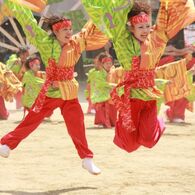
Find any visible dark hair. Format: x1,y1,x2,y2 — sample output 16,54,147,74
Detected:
128,2,151,20
95,52,106,60
25,54,40,70
42,15,71,32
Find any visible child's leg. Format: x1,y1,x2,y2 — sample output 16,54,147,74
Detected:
113,99,144,152
138,100,165,148
104,101,112,128
94,102,105,126
166,98,188,122
171,98,188,120
61,98,93,159
0,97,59,149
107,102,117,127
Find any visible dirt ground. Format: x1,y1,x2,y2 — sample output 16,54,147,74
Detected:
0,82,195,195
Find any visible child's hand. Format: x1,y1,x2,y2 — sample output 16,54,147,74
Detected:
51,81,59,89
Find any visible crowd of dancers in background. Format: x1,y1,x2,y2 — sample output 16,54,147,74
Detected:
85,42,195,128
1,42,195,126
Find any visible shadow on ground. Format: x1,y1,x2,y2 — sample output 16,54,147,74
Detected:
0,186,97,195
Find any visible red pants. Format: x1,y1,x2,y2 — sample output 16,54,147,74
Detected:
0,96,9,120
94,101,117,128
23,107,53,119
166,98,189,122
0,97,93,159
114,99,165,153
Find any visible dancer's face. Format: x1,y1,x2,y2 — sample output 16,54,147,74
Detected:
54,27,73,45
103,61,113,72
130,22,151,42
94,57,102,70
30,60,41,72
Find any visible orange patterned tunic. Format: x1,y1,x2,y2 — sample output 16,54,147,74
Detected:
0,62,22,102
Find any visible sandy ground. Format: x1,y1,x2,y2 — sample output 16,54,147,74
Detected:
0,82,195,195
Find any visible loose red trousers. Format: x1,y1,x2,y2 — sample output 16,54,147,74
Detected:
1,97,93,159
94,101,117,128
114,99,165,153
166,98,189,121
0,96,9,120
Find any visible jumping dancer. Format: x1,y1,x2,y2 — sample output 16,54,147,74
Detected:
82,0,195,152
0,0,108,175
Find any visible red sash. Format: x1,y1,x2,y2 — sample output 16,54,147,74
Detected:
31,58,74,113
111,56,155,132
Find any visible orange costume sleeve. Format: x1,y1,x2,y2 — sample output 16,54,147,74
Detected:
72,19,109,52
156,0,195,40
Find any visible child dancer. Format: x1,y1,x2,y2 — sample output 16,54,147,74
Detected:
22,55,46,114
82,0,195,152
90,53,117,128
0,0,108,175
22,55,54,121
6,47,29,109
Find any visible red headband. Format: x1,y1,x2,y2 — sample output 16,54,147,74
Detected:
52,19,72,31
29,59,40,68
101,57,113,63
129,12,150,26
